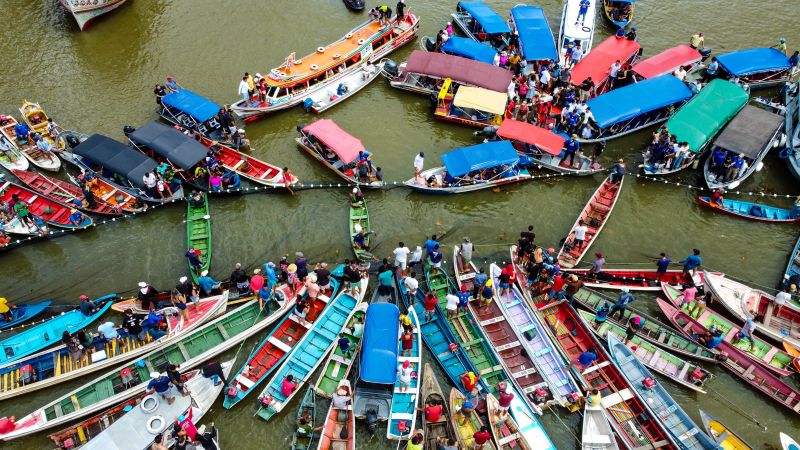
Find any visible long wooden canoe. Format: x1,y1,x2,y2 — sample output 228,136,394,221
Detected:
349,195,371,262
0,126,29,171
485,393,532,450
316,380,355,450
291,387,317,450
0,300,51,330
186,192,211,283
11,169,122,216
198,136,295,189
581,401,619,450
420,363,456,450
563,268,705,291
449,388,496,450
0,115,61,171
698,409,754,450
387,307,422,440
0,179,93,229
67,171,145,214
314,302,368,398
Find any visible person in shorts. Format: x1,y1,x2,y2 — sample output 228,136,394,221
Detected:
146,372,175,405
456,284,470,314
732,318,757,352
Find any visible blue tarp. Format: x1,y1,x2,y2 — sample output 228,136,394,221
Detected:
359,303,400,384
161,89,221,123
511,6,558,62
586,75,692,129
458,1,511,35
716,48,791,76
441,36,497,65
442,141,519,177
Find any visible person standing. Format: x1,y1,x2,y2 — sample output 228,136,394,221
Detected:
395,0,405,19
403,272,419,304
774,286,792,317
610,159,626,183
589,253,605,280
237,76,250,104
564,275,583,306
610,287,634,320
472,268,488,300
202,361,229,387
570,219,588,250
393,242,411,274
623,316,644,344
413,152,424,180
146,371,176,405
773,37,788,55
423,290,438,322
576,0,590,24
560,135,580,167
703,57,719,82
679,249,702,275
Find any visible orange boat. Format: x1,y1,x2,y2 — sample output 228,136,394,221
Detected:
198,136,297,189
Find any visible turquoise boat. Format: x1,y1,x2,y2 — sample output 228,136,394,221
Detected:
0,295,115,365
698,196,800,223
387,307,422,440
0,300,52,331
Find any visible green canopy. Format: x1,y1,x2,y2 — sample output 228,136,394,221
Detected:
665,79,749,153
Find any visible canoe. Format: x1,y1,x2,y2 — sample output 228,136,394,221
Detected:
485,393,532,450
110,291,173,314
581,402,619,450
198,136,294,189
186,192,211,284
0,115,62,172
0,300,51,330
656,298,800,415
343,0,364,10
58,0,128,31
563,267,705,291
350,196,372,263
0,293,227,401
449,388,496,450
662,283,796,377
420,362,457,450
291,387,317,450
698,196,800,223
11,169,122,216
536,300,674,449
606,333,719,450
699,409,754,450
387,307,421,440
784,341,800,372
306,61,385,114
557,175,623,269
0,179,93,229
313,302,368,398
0,298,291,441
578,308,713,393
785,82,800,181
371,275,398,305
602,0,635,28
782,433,800,450
557,0,597,65
0,126,29,171
316,380,355,450
785,234,800,290
65,171,145,214
0,294,115,366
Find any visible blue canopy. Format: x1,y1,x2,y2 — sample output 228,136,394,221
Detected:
442,141,519,177
441,37,497,65
587,75,692,129
716,48,791,76
511,6,558,62
359,303,399,384
458,1,511,35
161,89,222,123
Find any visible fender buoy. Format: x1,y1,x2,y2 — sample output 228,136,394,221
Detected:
276,71,287,78
582,26,591,32
779,147,794,159
333,53,341,59
294,59,303,65
140,394,159,413
317,47,325,53
146,415,167,434
310,64,319,71
357,39,365,45
346,33,353,39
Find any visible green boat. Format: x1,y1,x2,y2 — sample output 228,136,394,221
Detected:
187,192,211,283
313,302,369,397
349,195,372,263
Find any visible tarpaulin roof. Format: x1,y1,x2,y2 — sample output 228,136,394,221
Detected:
664,79,749,152
716,48,791,76
359,303,399,384
302,119,365,165
496,119,565,155
714,105,784,159
404,50,513,92
441,36,497,65
442,141,519,177
72,134,158,189
633,45,702,79
571,36,641,85
457,1,511,35
128,121,208,170
452,86,508,115
510,5,558,62
161,89,222,123
587,75,692,129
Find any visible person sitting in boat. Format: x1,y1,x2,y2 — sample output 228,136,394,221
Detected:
696,327,724,350
68,208,85,227
62,330,84,362
349,187,364,207
198,270,222,297
0,297,16,323
332,385,352,409
32,133,55,157
368,7,380,22
594,302,611,324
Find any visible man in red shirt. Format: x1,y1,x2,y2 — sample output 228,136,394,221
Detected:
549,273,566,301
423,290,438,322
473,426,492,449
496,381,514,418
418,399,443,422
461,371,480,394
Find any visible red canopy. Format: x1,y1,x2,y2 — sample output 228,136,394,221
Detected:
633,45,702,79
496,119,565,155
571,37,641,85
302,119,365,164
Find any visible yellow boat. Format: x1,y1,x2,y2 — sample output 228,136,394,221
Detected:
19,100,66,151
449,388,497,450
699,409,753,450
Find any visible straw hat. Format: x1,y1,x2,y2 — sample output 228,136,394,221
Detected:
287,264,297,274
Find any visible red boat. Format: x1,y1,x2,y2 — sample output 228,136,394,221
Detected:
557,175,623,269
657,299,800,415
562,268,708,291
11,169,122,217
197,136,296,189
537,300,674,449
0,179,93,229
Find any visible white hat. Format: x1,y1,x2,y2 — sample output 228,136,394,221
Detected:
238,128,245,134
352,187,358,193
179,276,188,283
201,270,209,277
254,268,261,274
138,282,147,288
621,287,630,293
354,224,362,233
150,372,160,379
308,273,318,283
255,73,263,79
196,424,207,435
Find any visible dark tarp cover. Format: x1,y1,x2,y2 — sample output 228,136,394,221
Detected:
72,134,158,189
359,303,400,384
713,105,784,159
441,141,519,177
404,50,513,92
161,89,221,123
128,121,207,170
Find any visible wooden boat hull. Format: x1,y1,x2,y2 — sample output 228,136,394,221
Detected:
291,388,317,450
699,409,754,450
564,268,704,291
420,363,457,450
12,169,122,216
0,180,93,229
309,62,385,113
186,193,211,284
198,136,291,188
0,129,30,171
449,388,495,450
350,198,371,262
316,393,356,450
0,116,62,172
295,136,383,188
698,196,800,222
0,300,51,330
387,307,421,440
581,403,619,450
405,166,531,194
59,0,128,30
602,0,634,28
314,302,367,397
485,393,532,450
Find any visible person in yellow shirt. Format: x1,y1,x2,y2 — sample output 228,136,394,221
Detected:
0,297,15,322
689,32,704,49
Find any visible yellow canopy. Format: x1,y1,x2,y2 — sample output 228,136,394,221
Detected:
452,86,508,115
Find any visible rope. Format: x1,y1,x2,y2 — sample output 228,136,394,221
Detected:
547,407,582,442
630,172,800,198
705,383,767,431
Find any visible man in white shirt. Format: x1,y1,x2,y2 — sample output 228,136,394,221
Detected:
393,242,411,272
142,170,158,198
404,273,419,304
539,67,551,90
413,152,424,179
572,219,588,250
445,292,459,318
493,53,501,67
775,286,791,316
238,76,250,103
673,67,687,81
608,60,622,87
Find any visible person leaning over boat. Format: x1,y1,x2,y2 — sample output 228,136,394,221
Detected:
229,263,250,293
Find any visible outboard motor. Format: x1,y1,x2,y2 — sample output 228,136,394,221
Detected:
365,408,378,435
382,59,399,78
473,125,499,140
123,125,136,137
423,36,436,52
65,133,81,149
302,98,314,112
698,47,712,61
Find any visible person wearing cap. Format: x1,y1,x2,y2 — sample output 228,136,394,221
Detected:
397,359,414,392
352,228,374,252
67,208,85,227
229,263,250,293
197,270,222,297
625,26,637,41
146,371,176,405
610,287,635,320
349,187,365,207
564,274,583,306
478,279,494,307
624,315,645,344
136,281,160,311
79,295,97,316
166,363,190,396
457,394,476,423
164,75,181,92
332,384,352,409
773,37,788,55
679,249,702,276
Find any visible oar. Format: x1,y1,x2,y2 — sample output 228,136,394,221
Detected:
705,384,767,431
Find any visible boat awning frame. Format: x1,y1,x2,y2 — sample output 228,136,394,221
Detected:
496,119,565,155
301,119,365,165
441,141,520,177
587,75,693,129
441,36,497,65
713,105,784,159
452,86,508,115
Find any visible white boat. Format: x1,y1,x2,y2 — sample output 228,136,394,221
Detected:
781,432,800,450
558,0,596,65
0,130,29,171
0,117,61,172
59,0,128,30
306,62,385,114
581,402,620,450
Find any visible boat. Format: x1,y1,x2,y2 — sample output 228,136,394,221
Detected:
602,0,635,28
715,48,792,88
581,401,619,450
451,1,510,49
449,388,496,450
0,116,61,172
556,175,624,269
19,101,66,151
231,13,419,121
305,61,386,113
352,302,399,420
404,141,531,194
656,299,800,415
496,119,603,175
371,272,397,305
291,387,317,450
316,380,356,450
557,0,597,65
633,45,705,80
0,178,93,230
434,83,506,128
157,88,234,146
350,193,372,263
431,35,498,65
782,433,800,450
186,192,211,283
485,393,532,450
384,50,514,97
607,333,719,449
59,0,128,30
313,302,368,397
580,75,693,143
579,308,712,393
784,341,800,372
785,235,800,290
0,293,227,401
510,5,558,65
11,169,123,217
570,36,641,97
698,196,799,222
0,300,51,330
387,307,421,440
563,267,704,291
296,119,384,188
0,124,29,171
699,409,754,450
783,82,800,181
703,103,785,190
343,0,364,10
0,298,292,441
197,136,294,189
419,362,457,450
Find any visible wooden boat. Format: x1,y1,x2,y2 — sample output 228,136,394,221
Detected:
0,125,29,171
1,114,62,172
699,409,754,450
65,171,145,214
186,192,211,284
485,393,532,450
633,45,705,80
785,234,800,291
316,380,355,450
558,0,597,65
352,302,399,420
198,136,295,189
306,61,385,113
434,83,506,129
350,194,372,263
564,267,703,291
291,387,317,450
784,82,800,181
11,169,123,217
343,0,365,10
387,307,421,440
699,196,799,222
570,36,640,97
602,0,635,28
157,88,236,147
372,273,398,305
0,299,291,441
451,1,510,49
449,388,496,450
0,300,51,330
578,308,713,393
426,35,498,65
110,291,174,314
557,175,623,269
0,179,93,230
0,293,227,401
607,333,719,450
784,341,800,372
0,294,115,366
715,48,793,89
781,433,800,450
314,302,368,397
59,0,128,30
581,401,619,450
419,362,457,450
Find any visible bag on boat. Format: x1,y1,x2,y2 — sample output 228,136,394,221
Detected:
339,423,349,439
749,205,764,217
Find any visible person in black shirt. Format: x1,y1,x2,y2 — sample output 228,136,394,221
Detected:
202,362,228,387
315,262,331,292
229,263,250,292
625,27,637,41
122,309,144,341
521,225,535,244
154,84,167,106
396,0,405,19
167,363,189,396
137,282,158,311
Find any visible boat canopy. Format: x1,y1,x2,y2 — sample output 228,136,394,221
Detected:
72,134,158,189
404,51,513,92
510,5,558,62
633,45,702,79
359,303,400,384
714,105,784,158
457,1,511,35
128,121,208,170
161,89,221,123
716,48,791,76
452,86,508,115
302,119,365,165
441,36,497,65
571,37,640,85
664,79,749,152
442,141,519,177
496,119,565,155
587,75,692,128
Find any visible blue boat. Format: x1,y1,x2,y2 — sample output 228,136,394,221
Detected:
583,75,693,142
698,196,800,223
387,307,422,440
439,36,497,65
451,1,511,49
0,300,51,331
715,48,792,88
607,333,720,450
782,82,800,181
0,295,115,365
785,235,800,284
158,88,232,145
510,5,558,62
603,0,635,28
353,302,399,420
